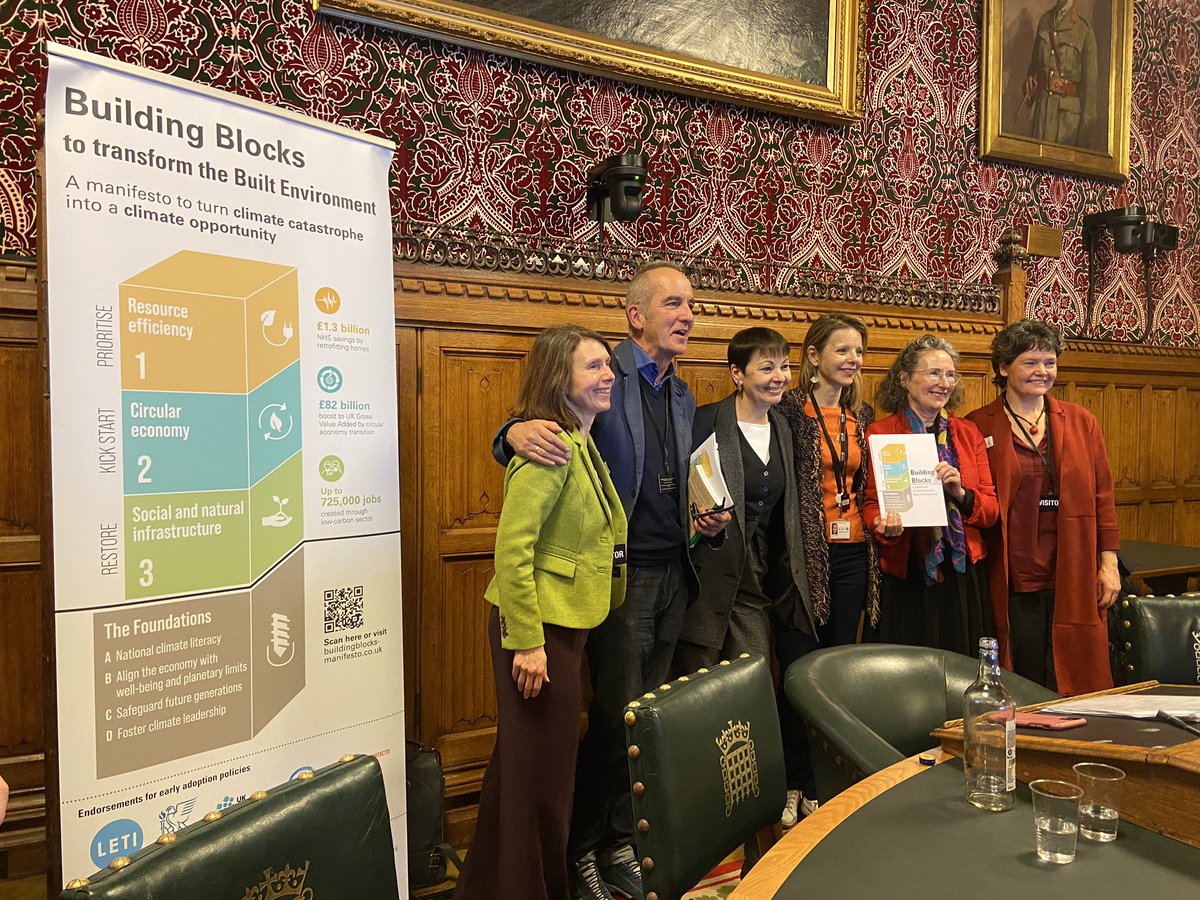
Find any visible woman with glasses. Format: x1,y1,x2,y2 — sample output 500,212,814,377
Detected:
966,320,1119,694
862,335,999,654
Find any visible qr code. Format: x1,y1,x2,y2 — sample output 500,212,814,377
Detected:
323,585,365,633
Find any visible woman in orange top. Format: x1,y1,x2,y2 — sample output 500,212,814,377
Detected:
774,313,879,823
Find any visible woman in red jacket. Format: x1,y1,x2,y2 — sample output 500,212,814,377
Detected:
966,320,1119,695
863,335,1000,654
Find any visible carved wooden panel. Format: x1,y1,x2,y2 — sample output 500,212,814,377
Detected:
1178,390,1200,488
1148,389,1177,488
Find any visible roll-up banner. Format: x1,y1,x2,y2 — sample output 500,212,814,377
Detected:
44,43,405,884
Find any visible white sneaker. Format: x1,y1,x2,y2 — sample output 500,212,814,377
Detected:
800,794,819,817
781,789,801,828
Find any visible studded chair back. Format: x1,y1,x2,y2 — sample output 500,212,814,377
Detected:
785,644,1058,803
57,755,399,899
624,653,785,900
1112,593,1200,686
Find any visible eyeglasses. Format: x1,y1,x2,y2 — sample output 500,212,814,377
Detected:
911,369,960,384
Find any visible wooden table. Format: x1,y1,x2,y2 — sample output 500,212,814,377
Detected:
933,681,1200,848
733,751,1200,898
1119,539,1200,594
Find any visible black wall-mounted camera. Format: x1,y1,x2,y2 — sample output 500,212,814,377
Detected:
1081,205,1182,343
586,152,649,223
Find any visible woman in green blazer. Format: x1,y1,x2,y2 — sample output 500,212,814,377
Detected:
455,325,628,900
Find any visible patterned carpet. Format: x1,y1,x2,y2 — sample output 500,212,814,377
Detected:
682,857,743,899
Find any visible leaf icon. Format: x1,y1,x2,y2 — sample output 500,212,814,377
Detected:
270,412,283,432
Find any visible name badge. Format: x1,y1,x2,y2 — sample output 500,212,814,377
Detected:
984,435,994,449
658,472,677,494
829,520,851,541
612,543,627,577
1039,497,1059,510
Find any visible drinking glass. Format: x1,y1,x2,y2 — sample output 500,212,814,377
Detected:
1073,762,1125,842
1030,779,1084,864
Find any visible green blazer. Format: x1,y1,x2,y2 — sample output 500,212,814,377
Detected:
485,429,628,650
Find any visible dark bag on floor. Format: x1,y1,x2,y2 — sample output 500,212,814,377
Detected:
406,740,463,889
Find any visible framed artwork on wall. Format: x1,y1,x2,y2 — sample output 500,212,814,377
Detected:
980,0,1132,180
319,0,863,123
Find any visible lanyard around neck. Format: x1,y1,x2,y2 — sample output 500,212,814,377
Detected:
1004,396,1056,494
810,390,849,504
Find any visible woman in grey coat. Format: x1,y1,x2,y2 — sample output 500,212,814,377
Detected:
675,327,816,672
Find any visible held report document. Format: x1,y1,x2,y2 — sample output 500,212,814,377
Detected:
867,432,948,527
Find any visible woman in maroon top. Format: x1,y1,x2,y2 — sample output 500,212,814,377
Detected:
966,321,1120,694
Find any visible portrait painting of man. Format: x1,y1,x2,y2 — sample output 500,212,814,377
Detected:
472,0,832,85
322,0,864,122
982,0,1130,179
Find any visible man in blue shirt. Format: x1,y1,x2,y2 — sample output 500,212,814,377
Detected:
494,260,729,899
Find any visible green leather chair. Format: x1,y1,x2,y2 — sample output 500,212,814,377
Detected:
784,644,1058,804
624,654,785,900
58,754,400,899
1112,592,1200,685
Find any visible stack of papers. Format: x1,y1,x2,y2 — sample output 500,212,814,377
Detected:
1049,694,1200,721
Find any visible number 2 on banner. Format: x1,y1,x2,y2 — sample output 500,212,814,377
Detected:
138,559,154,587
137,455,152,483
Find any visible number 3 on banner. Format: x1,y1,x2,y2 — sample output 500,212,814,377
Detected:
139,559,154,587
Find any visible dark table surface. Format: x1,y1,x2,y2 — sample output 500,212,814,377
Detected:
771,760,1200,898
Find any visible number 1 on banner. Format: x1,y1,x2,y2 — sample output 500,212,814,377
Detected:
134,351,146,379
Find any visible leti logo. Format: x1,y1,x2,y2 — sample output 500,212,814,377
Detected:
90,818,143,868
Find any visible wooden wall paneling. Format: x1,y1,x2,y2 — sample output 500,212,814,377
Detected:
1145,501,1177,544
1178,389,1200,488
0,259,47,880
1148,388,1178,489
1180,500,1200,548
395,328,420,742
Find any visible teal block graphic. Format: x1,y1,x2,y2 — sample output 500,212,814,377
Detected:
123,391,249,494
248,362,303,485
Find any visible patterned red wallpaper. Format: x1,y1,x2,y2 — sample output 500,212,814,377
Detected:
2,0,1196,343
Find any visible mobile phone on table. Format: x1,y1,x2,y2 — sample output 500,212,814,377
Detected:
1015,712,1088,730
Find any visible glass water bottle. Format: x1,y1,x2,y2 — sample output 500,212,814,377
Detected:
963,637,1016,811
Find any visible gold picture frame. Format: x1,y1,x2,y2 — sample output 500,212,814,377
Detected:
319,0,863,123
980,0,1132,180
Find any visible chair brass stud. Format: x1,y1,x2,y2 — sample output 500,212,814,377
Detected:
1166,594,1176,598
625,711,637,726
677,675,689,682
659,684,671,691
628,701,641,708
1122,620,1131,629
719,660,731,666
340,754,357,763
628,744,640,759
638,818,650,833
1127,664,1135,672
203,811,223,822
648,893,659,900
633,781,645,797
156,832,177,845
643,693,657,700
1122,598,1131,606
65,879,90,888
739,652,750,659
642,857,654,871
697,668,709,674
1123,642,1131,651
250,790,268,801
108,857,131,870
296,770,315,781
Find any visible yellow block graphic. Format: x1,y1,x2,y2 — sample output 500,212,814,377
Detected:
120,251,299,394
